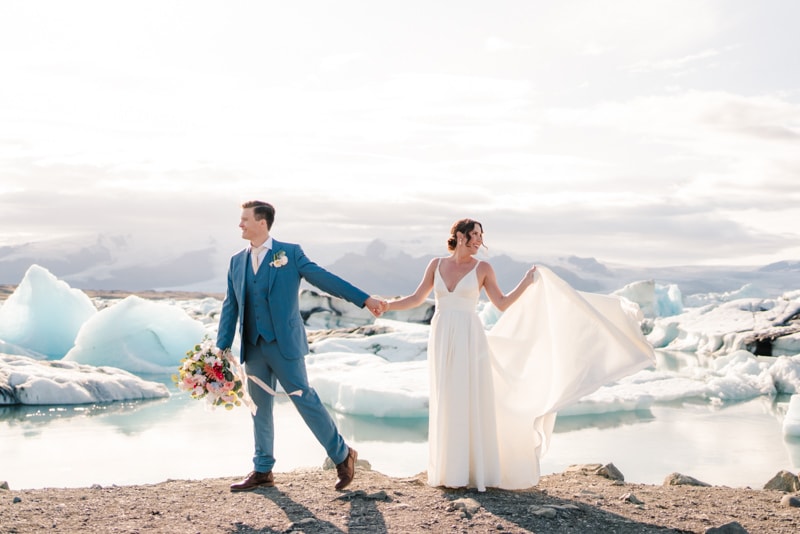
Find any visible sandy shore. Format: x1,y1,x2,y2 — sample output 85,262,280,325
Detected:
2,465,799,533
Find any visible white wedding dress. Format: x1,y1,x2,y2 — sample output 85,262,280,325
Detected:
427,262,655,491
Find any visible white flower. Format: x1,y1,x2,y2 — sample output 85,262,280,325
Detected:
270,250,288,268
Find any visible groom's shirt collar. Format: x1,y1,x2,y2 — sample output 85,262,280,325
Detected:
250,236,274,253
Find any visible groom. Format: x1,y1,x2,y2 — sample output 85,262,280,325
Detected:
216,200,384,492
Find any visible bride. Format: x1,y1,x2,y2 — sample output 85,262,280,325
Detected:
383,218,655,491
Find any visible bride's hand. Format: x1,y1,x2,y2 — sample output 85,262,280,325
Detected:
525,265,537,284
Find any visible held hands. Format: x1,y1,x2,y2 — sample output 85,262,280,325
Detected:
365,296,389,317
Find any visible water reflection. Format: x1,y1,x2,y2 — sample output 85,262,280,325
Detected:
334,412,427,443
554,409,655,433
0,398,169,433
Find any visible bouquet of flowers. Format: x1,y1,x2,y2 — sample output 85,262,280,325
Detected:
173,338,247,411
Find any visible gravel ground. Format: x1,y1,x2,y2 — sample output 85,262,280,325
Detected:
2,465,799,533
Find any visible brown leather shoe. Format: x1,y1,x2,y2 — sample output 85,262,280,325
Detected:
230,470,274,492
334,447,358,490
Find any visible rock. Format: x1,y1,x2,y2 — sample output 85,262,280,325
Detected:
596,462,625,481
450,497,481,514
449,497,481,517
565,463,603,474
763,470,800,492
620,492,644,505
704,521,749,533
663,472,711,487
0,481,9,491
565,462,624,481
13,496,21,503
365,490,390,501
528,506,557,519
90,484,103,490
546,504,581,511
780,494,800,508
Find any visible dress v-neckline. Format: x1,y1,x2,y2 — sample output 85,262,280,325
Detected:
438,260,479,293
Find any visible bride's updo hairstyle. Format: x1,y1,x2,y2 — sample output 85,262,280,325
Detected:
447,218,485,252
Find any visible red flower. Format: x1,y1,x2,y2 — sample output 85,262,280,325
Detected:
204,363,224,382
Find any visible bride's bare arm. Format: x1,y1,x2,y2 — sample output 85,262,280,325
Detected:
480,262,536,312
385,259,437,311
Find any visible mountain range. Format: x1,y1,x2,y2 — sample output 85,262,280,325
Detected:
1,234,798,299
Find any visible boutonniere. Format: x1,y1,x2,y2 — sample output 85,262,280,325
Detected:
270,250,288,268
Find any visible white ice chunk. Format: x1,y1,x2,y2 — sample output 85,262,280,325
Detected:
0,353,169,405
306,350,429,418
63,295,205,374
647,296,800,356
783,394,800,436
0,265,96,359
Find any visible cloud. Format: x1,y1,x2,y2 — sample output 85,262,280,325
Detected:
1,1,798,270
626,49,722,74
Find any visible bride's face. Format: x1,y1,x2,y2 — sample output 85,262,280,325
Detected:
463,224,483,255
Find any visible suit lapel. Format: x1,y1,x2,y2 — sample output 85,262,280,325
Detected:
236,249,248,316
267,240,280,293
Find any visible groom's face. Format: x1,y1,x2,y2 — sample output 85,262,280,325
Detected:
239,208,269,244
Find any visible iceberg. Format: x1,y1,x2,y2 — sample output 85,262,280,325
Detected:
2,261,799,417
648,296,800,356
0,265,96,359
0,353,169,405
612,279,683,318
63,295,206,374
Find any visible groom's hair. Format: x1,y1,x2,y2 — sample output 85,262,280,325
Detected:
242,200,275,229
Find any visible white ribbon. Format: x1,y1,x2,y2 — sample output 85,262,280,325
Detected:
223,351,303,416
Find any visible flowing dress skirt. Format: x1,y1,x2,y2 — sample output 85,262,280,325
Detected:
427,265,655,490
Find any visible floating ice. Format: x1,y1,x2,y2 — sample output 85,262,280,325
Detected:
2,263,799,417
63,295,205,374
306,319,429,417
783,394,800,436
613,279,683,318
0,265,96,359
648,296,800,356
0,353,169,405
306,351,429,418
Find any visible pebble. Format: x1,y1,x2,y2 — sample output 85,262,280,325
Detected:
528,505,557,518
620,492,644,505
780,494,800,508
449,497,481,516
663,472,711,487
704,521,749,534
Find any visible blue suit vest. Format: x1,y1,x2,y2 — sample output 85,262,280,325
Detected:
243,261,276,345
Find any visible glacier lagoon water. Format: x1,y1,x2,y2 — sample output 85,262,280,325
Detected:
2,370,798,491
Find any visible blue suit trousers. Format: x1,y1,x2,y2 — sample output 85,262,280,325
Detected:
244,337,348,472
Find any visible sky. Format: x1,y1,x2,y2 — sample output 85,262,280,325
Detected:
1,0,799,268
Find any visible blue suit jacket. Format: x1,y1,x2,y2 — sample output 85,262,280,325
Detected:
216,240,370,362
